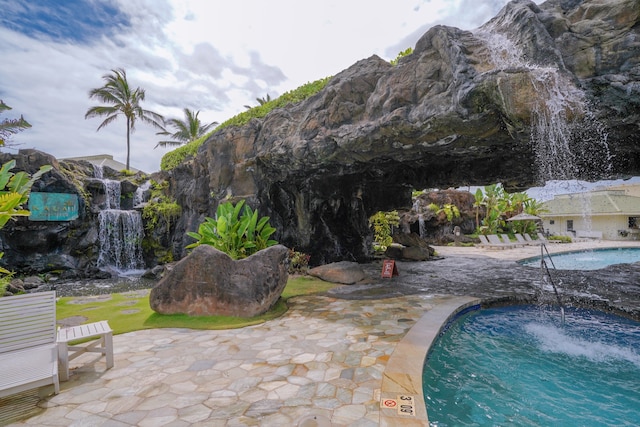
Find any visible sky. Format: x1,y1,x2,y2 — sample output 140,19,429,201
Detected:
1,0,538,173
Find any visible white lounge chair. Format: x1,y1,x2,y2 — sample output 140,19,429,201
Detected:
487,234,515,249
501,234,526,247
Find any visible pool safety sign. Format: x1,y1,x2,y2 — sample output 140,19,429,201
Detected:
28,192,79,221
381,394,416,416
381,259,399,278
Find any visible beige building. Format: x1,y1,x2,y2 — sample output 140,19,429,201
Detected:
541,185,640,241
62,154,142,173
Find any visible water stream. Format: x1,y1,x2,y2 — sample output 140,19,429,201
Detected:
93,166,145,273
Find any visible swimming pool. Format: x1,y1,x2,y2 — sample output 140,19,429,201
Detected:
519,247,640,270
422,305,640,426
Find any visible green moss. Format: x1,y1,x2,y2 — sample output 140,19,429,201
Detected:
160,76,333,171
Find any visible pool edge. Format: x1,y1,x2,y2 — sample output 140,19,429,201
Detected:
379,295,481,426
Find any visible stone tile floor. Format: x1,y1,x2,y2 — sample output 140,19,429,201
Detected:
2,293,459,426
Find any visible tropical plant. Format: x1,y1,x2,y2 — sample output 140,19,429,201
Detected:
0,100,31,147
186,200,278,260
0,159,52,294
85,68,164,171
244,94,272,109
369,210,400,253
438,204,461,222
390,47,413,66
288,248,311,274
155,108,218,148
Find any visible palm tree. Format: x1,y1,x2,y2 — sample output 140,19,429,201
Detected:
243,94,272,110
85,68,164,171
0,100,31,147
155,108,218,148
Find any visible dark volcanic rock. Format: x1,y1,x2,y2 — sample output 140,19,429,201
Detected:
149,245,289,317
161,0,639,265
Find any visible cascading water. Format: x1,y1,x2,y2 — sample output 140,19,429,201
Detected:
475,27,613,183
93,166,145,273
476,24,613,245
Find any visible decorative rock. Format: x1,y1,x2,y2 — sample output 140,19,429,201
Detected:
22,276,44,290
308,261,366,285
149,244,289,317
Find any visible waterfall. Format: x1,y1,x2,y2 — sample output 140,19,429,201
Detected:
418,214,426,239
97,210,144,271
93,165,145,273
475,28,613,183
133,180,151,207
476,27,613,236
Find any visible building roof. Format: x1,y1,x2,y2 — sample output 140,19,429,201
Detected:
541,190,640,217
62,154,142,173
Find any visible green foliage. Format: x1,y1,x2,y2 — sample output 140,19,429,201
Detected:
439,204,461,222
390,47,413,65
160,76,332,171
369,210,400,253
156,108,218,148
427,203,440,213
288,249,311,274
0,100,31,147
186,199,278,260
141,180,181,231
549,235,572,243
0,160,51,295
0,160,52,228
475,184,546,235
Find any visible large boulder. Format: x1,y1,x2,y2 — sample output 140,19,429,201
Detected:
149,244,289,317
309,261,367,285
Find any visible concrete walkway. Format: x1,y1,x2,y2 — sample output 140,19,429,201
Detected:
2,240,639,426
3,293,466,426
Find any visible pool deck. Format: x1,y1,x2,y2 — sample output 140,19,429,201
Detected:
2,240,639,426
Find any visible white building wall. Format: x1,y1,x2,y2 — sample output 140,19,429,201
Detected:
542,215,638,241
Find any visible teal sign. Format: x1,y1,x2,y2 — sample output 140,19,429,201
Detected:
28,192,79,221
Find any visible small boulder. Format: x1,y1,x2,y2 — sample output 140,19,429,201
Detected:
309,261,366,285
149,244,289,317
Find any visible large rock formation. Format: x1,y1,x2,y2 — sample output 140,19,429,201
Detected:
164,0,639,265
0,150,151,279
149,244,289,317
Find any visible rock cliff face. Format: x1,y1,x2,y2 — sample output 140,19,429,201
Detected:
167,0,640,263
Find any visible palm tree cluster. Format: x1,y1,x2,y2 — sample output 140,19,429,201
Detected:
85,68,217,170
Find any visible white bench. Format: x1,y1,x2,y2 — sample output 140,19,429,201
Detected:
0,291,60,398
57,320,113,381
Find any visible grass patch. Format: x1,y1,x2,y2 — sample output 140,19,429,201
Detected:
56,276,336,335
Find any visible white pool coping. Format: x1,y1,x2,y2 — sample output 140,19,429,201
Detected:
379,295,481,426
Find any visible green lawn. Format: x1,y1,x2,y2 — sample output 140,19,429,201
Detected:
56,275,337,335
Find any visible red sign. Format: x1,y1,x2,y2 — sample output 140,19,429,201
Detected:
381,259,399,278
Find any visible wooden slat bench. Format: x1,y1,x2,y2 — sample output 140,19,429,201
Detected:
57,320,113,381
0,291,60,398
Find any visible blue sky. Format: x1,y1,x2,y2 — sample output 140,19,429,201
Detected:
0,0,532,173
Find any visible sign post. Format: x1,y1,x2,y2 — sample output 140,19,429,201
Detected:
381,259,399,278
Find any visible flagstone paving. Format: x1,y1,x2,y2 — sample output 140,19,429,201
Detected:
5,293,458,426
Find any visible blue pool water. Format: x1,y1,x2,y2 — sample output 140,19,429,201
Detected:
519,247,640,270
423,306,640,426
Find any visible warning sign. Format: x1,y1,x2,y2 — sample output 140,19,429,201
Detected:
381,398,397,409
381,259,399,278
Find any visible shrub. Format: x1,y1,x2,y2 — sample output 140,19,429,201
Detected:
160,76,332,171
186,199,278,260
369,210,400,253
288,249,311,274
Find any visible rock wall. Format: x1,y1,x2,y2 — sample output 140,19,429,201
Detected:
0,150,149,279
164,0,639,265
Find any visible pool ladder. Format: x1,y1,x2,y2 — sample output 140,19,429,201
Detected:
539,243,566,325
